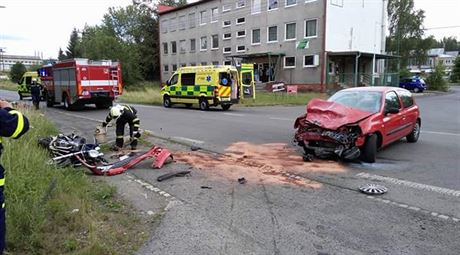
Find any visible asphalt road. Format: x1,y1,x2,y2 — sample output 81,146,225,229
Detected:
2,87,460,254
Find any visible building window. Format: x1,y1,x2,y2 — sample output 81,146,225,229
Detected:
303,55,319,67
268,26,277,42
179,15,186,30
237,30,246,38
237,45,246,52
223,33,232,40
200,36,207,51
223,4,232,12
284,56,296,68
236,17,245,25
171,41,177,54
201,62,207,66
172,64,178,71
252,29,261,44
268,0,278,10
224,60,232,65
190,39,196,52
223,47,232,54
161,19,168,33
189,13,196,28
223,20,231,27
179,40,186,53
169,18,176,31
236,0,246,8
251,0,261,14
163,65,169,72
190,62,196,66
211,34,219,49
163,42,168,54
305,19,317,38
285,22,296,41
286,0,297,7
200,10,207,25
212,61,219,65
211,8,219,23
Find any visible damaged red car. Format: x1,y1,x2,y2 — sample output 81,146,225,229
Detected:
294,87,421,163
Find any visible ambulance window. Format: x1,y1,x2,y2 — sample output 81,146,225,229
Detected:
169,74,179,85
25,76,32,85
219,72,232,86
181,73,195,86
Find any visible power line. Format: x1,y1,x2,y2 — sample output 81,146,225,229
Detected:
423,25,460,30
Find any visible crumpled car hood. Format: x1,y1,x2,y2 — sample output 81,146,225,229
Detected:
301,99,374,130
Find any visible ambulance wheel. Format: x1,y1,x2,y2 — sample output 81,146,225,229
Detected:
163,95,172,108
199,98,209,111
221,104,231,111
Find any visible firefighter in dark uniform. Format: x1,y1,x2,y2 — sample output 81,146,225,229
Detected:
0,100,29,253
30,80,42,110
102,104,140,150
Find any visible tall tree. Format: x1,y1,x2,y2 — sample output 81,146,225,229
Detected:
158,0,187,7
451,56,460,82
386,0,427,68
65,28,82,59
58,48,66,60
439,37,460,51
9,62,26,83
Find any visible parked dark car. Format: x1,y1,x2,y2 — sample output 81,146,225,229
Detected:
399,77,426,93
294,87,421,163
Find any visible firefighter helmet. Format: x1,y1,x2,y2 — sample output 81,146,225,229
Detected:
110,104,124,118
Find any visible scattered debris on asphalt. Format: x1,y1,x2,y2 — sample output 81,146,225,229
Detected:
238,177,247,184
157,170,191,182
359,183,388,195
175,142,346,188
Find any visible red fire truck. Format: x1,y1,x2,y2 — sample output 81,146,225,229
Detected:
38,58,122,110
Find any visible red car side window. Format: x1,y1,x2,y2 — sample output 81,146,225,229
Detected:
384,91,401,111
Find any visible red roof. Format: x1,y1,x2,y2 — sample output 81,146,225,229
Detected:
157,4,176,14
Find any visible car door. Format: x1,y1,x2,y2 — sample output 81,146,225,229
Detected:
382,91,405,144
397,90,419,136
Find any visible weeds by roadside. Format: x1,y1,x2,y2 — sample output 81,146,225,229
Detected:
3,107,150,254
0,80,17,92
120,81,325,106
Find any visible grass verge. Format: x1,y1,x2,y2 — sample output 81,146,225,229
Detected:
3,106,150,254
120,81,325,106
0,80,17,92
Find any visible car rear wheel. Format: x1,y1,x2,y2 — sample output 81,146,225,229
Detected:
406,121,420,143
414,87,420,93
199,98,209,111
360,134,377,163
163,95,172,108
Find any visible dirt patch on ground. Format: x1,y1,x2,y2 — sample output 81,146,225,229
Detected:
174,142,346,188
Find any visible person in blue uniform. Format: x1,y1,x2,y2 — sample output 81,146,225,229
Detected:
102,104,140,151
0,100,29,253
30,80,42,110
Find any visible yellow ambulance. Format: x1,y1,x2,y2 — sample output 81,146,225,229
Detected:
161,64,254,111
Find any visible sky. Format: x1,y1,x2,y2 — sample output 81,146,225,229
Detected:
0,0,459,59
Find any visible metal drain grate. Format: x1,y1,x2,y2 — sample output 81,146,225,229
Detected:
359,184,388,195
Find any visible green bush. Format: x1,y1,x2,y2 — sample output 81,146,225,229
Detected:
450,56,460,83
426,64,449,91
8,62,27,83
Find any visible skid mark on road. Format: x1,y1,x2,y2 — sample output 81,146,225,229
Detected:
356,172,460,197
261,183,281,255
366,195,459,224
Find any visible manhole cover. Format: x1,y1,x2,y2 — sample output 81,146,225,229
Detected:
359,184,388,195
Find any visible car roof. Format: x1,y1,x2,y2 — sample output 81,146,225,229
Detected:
340,86,405,93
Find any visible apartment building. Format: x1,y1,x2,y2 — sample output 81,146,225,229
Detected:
0,52,42,71
158,0,390,91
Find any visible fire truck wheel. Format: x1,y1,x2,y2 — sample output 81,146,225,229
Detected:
163,95,172,108
199,98,209,111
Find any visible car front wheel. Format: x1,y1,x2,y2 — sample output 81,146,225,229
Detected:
406,121,420,143
360,134,377,163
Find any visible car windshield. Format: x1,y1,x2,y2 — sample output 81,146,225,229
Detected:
328,91,382,113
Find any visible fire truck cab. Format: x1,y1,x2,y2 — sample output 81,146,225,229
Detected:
38,58,122,110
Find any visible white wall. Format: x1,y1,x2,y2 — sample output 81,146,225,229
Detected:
325,0,386,53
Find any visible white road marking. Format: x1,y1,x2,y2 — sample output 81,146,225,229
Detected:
269,117,292,121
172,136,205,144
356,172,460,197
223,113,245,117
422,130,460,137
